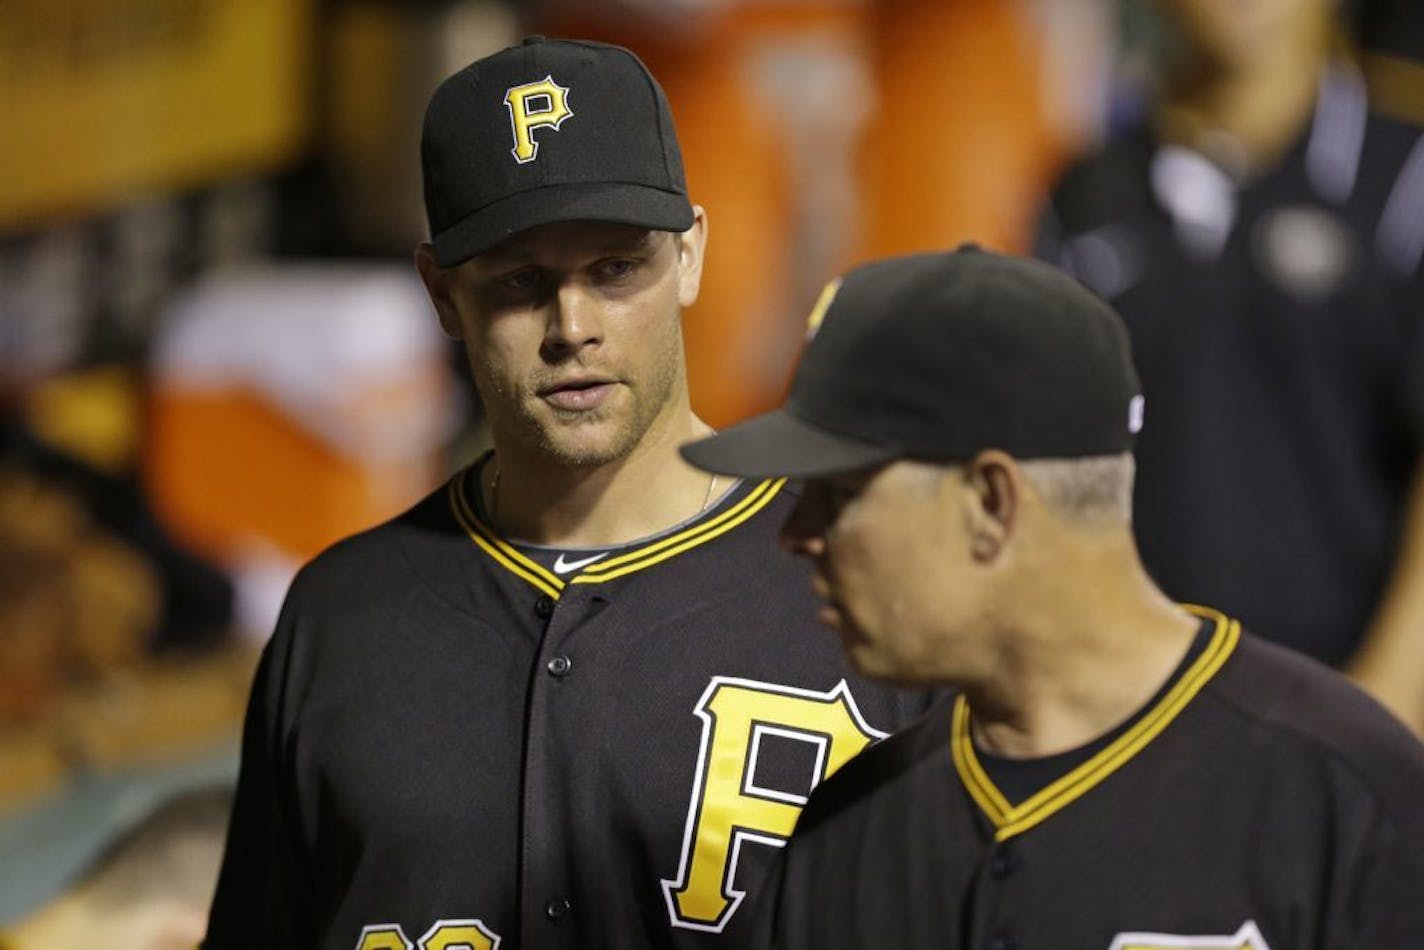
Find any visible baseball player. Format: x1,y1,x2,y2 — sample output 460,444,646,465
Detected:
683,247,1424,948
202,38,932,950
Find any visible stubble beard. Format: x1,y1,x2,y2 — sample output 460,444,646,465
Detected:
483,324,685,470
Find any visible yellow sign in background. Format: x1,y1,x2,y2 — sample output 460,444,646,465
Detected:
0,0,312,231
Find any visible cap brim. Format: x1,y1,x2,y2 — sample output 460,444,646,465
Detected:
681,409,898,479
433,182,694,267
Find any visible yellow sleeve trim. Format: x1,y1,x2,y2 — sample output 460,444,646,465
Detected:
952,605,1240,842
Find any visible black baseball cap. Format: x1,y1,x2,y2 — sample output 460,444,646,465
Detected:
421,36,695,268
681,246,1144,478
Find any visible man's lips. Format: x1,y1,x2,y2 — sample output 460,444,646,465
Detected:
539,377,617,411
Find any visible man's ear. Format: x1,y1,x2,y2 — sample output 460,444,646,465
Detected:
675,205,708,308
962,450,1020,563
415,243,464,341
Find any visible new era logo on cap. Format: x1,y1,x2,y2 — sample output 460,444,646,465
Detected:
421,36,695,268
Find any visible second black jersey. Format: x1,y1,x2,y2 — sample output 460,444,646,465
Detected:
757,607,1424,949
204,472,935,949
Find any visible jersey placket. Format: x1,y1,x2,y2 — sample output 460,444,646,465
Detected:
962,838,1024,950
518,580,606,948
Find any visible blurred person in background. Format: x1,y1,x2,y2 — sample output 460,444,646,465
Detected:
1036,0,1424,732
0,785,233,950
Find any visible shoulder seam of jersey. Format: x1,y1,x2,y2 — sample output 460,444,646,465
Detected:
1193,645,1424,841
951,605,1240,841
448,469,785,596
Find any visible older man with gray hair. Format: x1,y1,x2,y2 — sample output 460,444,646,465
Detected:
682,246,1424,949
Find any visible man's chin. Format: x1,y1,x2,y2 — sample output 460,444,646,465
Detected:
531,418,638,467
827,617,883,674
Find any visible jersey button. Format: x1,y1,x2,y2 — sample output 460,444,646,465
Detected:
546,655,572,677
990,849,1017,878
988,933,1019,950
534,595,556,619
545,897,572,921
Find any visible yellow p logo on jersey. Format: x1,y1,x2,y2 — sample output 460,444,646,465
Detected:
661,677,884,933
504,76,573,164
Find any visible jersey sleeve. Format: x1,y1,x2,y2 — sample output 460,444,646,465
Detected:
1324,798,1424,946
203,603,316,948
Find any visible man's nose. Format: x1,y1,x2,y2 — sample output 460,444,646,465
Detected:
544,282,604,354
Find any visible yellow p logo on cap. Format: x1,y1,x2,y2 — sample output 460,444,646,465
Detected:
504,76,573,164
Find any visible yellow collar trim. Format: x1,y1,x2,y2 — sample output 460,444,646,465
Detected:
449,474,563,599
448,470,785,597
951,605,1240,842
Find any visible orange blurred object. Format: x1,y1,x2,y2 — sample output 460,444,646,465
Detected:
148,381,446,562
146,267,455,565
543,4,876,428
539,0,1065,426
859,0,1062,258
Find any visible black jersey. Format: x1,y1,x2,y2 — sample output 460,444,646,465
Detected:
203,471,934,950
758,607,1424,949
1036,67,1424,664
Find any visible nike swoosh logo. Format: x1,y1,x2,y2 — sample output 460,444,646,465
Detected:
553,552,609,575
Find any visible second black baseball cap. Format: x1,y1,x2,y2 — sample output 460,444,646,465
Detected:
681,246,1144,478
421,36,695,268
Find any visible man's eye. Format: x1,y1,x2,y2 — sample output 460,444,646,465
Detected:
594,259,637,280
498,269,542,292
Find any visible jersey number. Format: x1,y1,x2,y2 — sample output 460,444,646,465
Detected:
355,919,500,950
660,677,885,932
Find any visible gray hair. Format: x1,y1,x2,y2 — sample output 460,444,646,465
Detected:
1018,453,1135,526
902,452,1134,526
